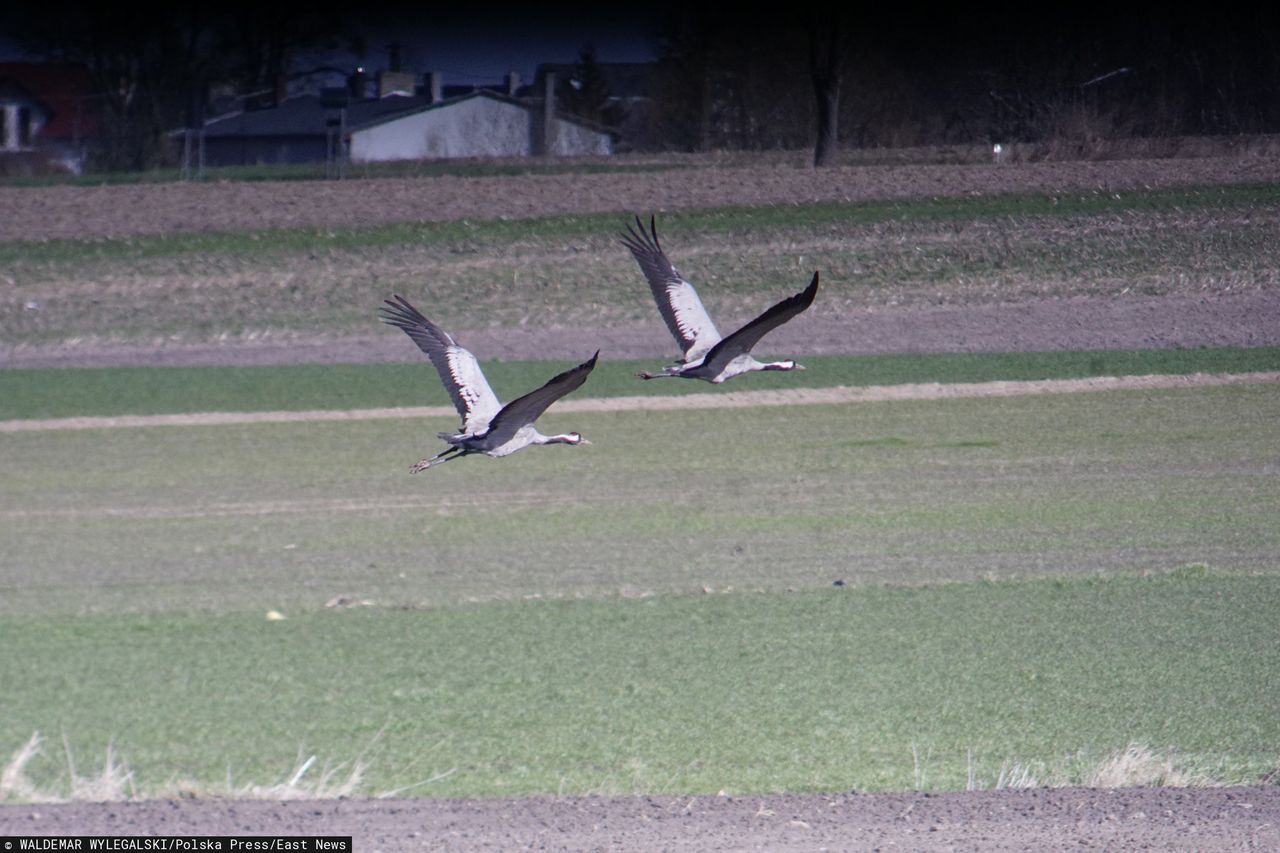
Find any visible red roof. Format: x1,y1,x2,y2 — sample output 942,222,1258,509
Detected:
0,62,100,139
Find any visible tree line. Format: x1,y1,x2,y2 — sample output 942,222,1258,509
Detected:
11,2,356,171
12,4,1280,171
637,7,1280,163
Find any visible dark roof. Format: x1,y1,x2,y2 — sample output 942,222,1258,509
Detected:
0,62,99,139
203,88,608,138
204,92,434,137
442,82,522,99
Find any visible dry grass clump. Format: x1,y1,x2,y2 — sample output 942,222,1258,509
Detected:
994,761,1041,790
1,732,1229,803
1,732,135,803
1,732,369,803
961,742,1222,792
159,753,368,801
0,732,43,801
1081,743,1213,788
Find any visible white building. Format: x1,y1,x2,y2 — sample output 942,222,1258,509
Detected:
349,90,611,161
200,70,615,166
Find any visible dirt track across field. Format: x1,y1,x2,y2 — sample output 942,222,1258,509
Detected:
3,371,1277,433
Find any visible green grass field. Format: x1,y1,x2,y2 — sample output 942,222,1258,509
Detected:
2,368,1278,798
2,176,1278,801
3,573,1277,798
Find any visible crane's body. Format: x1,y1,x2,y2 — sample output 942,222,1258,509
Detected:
620,215,819,384
639,344,805,384
379,294,598,472
437,422,573,460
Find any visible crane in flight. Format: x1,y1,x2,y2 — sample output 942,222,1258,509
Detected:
379,294,598,472
621,215,819,383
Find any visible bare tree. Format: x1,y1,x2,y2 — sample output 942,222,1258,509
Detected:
219,2,349,110
557,43,612,125
650,10,814,152
804,11,846,167
12,3,215,170
11,1,349,171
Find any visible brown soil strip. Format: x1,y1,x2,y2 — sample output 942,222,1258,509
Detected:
5,155,1280,243
3,786,1278,850
3,371,1276,433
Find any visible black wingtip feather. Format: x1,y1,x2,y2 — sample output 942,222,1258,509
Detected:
620,213,664,257
378,293,432,332
780,271,820,313
803,271,820,301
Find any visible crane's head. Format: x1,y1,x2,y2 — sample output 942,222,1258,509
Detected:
763,359,804,372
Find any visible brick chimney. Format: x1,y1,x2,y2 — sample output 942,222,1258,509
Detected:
378,70,415,98
506,71,521,97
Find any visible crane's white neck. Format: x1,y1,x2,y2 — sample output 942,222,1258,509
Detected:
536,431,589,446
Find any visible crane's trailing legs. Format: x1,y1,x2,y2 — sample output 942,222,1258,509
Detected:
411,445,468,473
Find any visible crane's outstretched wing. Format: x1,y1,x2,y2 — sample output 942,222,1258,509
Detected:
700,272,819,371
620,215,722,363
378,294,502,435
481,351,600,445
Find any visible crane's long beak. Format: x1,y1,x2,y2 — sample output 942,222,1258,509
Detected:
579,437,593,445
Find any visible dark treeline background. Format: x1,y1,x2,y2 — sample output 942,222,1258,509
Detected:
645,7,1280,161
10,2,357,171
10,3,1280,170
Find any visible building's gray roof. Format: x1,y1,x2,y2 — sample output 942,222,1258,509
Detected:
203,88,608,139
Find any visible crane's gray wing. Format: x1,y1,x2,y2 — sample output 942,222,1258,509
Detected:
701,272,819,370
620,215,722,363
378,295,502,435
481,351,599,444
